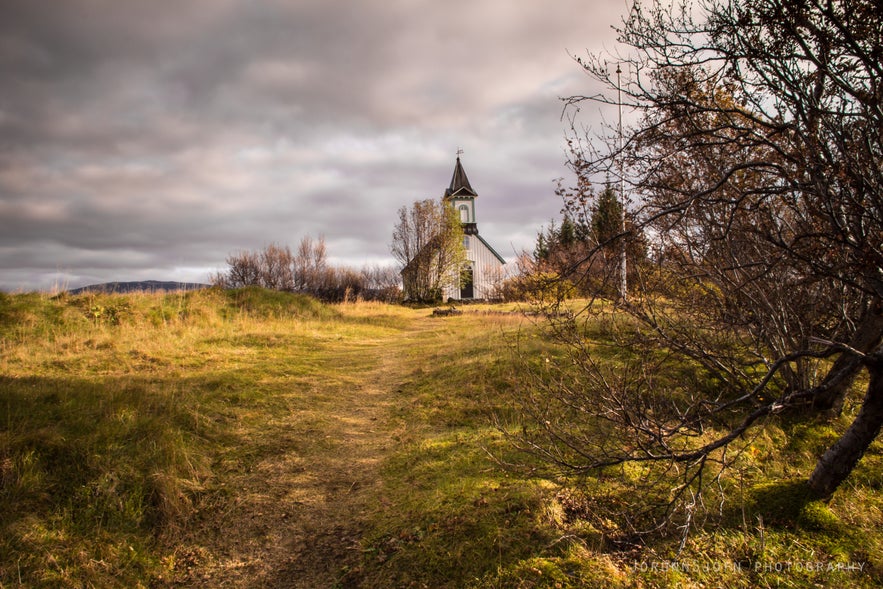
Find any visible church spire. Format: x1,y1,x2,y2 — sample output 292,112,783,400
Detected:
445,154,477,198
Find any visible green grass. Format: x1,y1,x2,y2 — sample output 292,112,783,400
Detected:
0,290,881,587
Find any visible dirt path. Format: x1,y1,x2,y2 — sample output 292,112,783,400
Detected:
167,317,428,588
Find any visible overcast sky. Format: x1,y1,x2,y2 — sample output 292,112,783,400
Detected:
0,0,628,292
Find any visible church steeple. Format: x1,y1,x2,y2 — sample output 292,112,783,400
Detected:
443,153,479,235
445,156,477,198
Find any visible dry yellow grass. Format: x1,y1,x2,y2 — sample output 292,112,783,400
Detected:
2,289,881,588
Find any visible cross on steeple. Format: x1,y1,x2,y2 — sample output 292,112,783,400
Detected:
456,147,464,157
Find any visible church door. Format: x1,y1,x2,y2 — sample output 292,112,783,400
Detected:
460,264,474,299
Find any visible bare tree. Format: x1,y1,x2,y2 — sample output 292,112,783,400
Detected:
217,243,297,291
260,243,295,291
391,198,466,303
507,0,883,534
214,237,403,303
292,235,328,293
213,237,325,295
359,263,404,303
220,249,262,288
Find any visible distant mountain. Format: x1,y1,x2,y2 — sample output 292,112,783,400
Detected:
68,280,211,295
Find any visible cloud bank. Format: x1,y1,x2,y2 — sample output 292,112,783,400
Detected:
0,0,628,291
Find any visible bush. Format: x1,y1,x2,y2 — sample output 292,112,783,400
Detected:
213,239,402,303
498,272,576,303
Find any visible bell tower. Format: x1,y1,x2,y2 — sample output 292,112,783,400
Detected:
443,150,479,235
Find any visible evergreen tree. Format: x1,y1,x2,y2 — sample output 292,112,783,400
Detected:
559,215,577,248
591,185,623,248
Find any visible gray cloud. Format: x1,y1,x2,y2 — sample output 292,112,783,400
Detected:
0,0,628,291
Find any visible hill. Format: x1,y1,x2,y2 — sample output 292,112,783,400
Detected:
68,280,210,294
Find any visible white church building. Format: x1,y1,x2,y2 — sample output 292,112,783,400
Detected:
441,155,506,301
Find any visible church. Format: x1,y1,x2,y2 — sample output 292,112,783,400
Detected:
440,155,506,301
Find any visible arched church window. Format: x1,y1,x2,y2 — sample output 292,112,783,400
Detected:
459,205,469,223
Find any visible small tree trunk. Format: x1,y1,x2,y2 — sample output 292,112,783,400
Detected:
808,362,883,500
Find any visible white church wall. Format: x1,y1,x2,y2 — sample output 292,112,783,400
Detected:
442,235,504,301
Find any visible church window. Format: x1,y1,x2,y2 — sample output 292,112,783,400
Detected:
459,205,469,222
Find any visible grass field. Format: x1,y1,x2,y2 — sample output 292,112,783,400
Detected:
1,287,881,587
